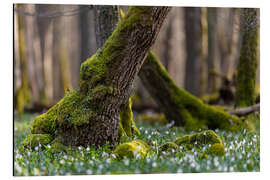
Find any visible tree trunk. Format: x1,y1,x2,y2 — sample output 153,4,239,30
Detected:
79,6,97,63
24,4,40,104
184,7,203,96
94,5,120,48
94,6,141,140
218,8,240,79
200,7,208,96
35,5,54,105
207,7,220,94
152,7,186,87
138,51,244,131
14,6,21,97
235,8,259,107
15,4,32,114
28,6,171,147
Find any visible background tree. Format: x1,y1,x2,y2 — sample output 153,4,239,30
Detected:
235,8,259,107
207,8,220,94
184,7,203,96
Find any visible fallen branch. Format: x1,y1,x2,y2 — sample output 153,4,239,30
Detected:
228,103,260,116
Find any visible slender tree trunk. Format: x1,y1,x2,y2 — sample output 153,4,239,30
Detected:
207,8,220,94
184,7,202,96
80,6,97,63
218,8,240,80
14,7,21,95
29,6,171,147
35,5,54,105
43,21,54,103
235,8,259,107
152,7,186,87
24,4,40,104
15,4,32,114
138,51,243,130
200,7,208,96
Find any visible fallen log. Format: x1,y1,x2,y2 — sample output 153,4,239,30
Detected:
228,103,260,116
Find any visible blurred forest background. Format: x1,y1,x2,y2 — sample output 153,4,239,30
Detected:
14,4,260,115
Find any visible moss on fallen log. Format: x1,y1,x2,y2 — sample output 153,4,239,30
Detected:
139,51,247,131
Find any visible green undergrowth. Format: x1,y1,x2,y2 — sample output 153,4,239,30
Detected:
14,112,260,175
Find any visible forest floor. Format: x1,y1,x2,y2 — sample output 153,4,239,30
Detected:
14,112,260,176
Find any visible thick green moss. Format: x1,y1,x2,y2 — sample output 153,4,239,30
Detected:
174,130,225,156
209,143,225,156
112,139,150,159
119,98,140,139
22,134,53,149
174,130,222,147
159,142,178,151
50,138,70,152
31,103,58,135
57,90,94,126
118,123,131,143
79,54,111,94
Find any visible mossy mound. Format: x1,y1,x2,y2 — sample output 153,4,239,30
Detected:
112,139,150,159
174,130,222,147
22,134,53,149
209,143,225,156
173,130,225,156
159,142,178,151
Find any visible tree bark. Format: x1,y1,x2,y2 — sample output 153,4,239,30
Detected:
29,6,171,147
138,51,244,130
94,5,120,48
235,8,259,107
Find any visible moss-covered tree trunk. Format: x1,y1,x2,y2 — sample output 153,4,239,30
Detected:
138,52,243,130
28,6,171,147
94,6,140,140
235,8,259,107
